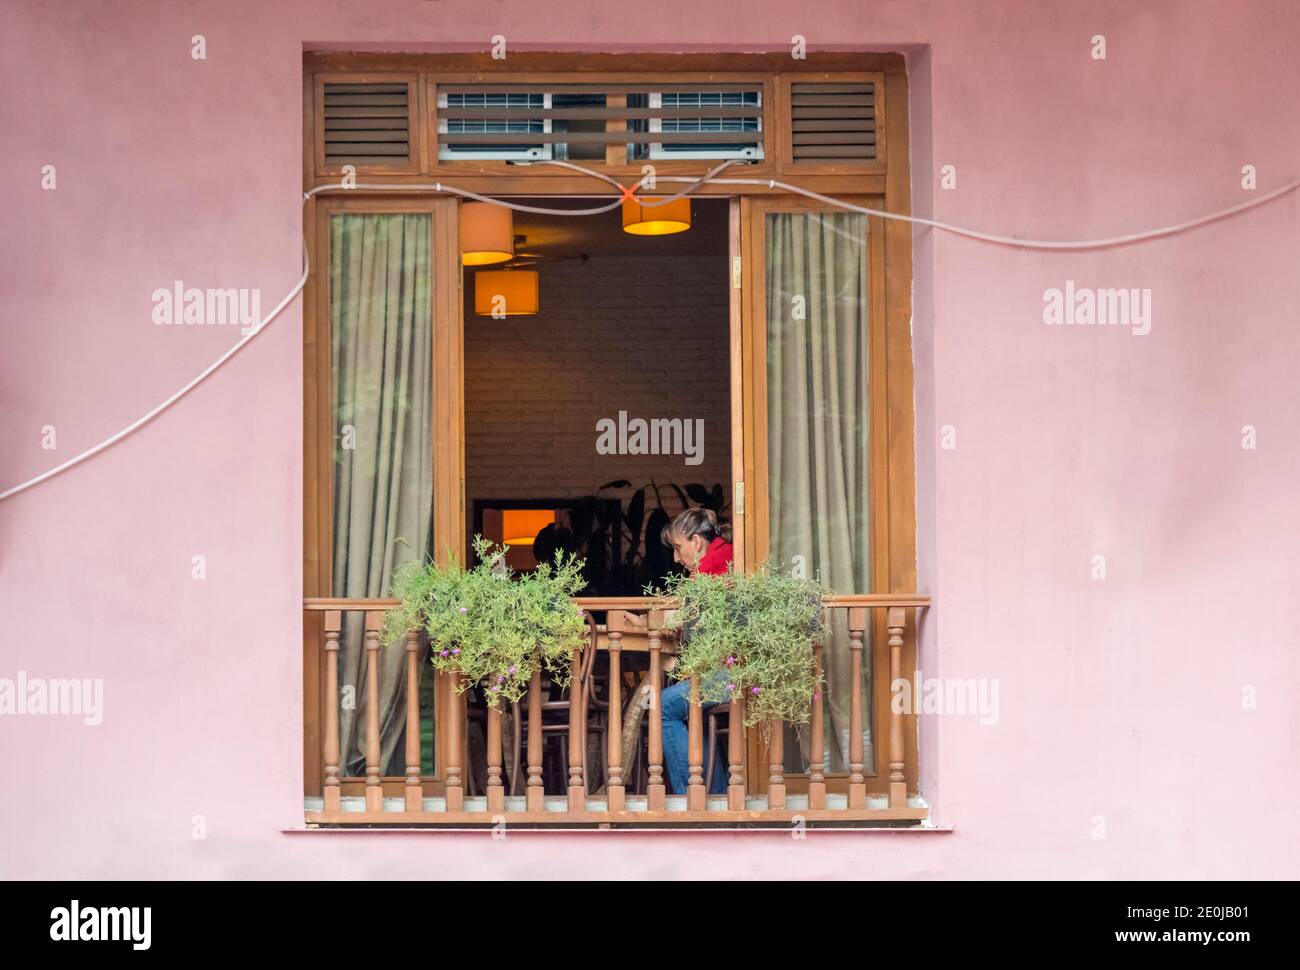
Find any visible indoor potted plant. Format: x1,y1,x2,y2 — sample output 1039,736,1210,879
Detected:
654,564,826,727
384,536,588,705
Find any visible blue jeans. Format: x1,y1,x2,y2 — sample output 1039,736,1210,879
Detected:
661,674,729,794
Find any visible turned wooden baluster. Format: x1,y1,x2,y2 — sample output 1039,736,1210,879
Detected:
768,717,786,810
526,668,544,812
809,640,826,810
364,611,384,813
323,611,342,813
647,611,666,811
687,674,705,811
727,690,745,811
887,607,908,809
605,613,625,812
848,606,867,808
486,697,504,814
404,629,422,811
444,670,464,811
567,618,586,811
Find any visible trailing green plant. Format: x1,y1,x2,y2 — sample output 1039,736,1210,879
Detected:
383,536,588,707
653,564,826,727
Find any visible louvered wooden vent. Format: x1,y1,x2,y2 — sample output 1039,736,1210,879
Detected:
434,83,764,163
789,81,876,163
322,82,412,166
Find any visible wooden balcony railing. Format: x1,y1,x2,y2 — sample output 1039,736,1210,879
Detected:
303,594,929,827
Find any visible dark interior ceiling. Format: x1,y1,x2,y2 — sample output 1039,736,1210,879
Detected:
506,196,728,261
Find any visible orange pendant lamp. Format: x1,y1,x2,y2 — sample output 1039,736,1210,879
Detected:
474,269,539,317
622,196,691,236
460,202,514,266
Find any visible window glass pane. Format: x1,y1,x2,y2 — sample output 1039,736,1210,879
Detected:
765,211,871,775
330,212,435,777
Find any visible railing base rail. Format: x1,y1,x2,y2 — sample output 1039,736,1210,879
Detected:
305,808,929,828
305,794,929,827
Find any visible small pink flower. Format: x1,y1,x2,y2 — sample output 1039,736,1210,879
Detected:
508,666,516,675
490,685,499,693
727,683,736,692
497,674,505,683
812,691,821,701
458,607,468,614
440,649,450,657
724,655,736,667
451,648,461,656
751,686,761,695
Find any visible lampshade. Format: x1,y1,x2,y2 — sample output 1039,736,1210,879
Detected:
460,202,514,266
474,269,539,317
622,196,691,236
502,509,555,546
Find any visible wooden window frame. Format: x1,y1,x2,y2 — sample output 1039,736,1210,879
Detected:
740,195,891,794
302,196,462,795
424,72,778,180
302,51,917,801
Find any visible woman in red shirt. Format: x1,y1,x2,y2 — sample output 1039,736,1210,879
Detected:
659,508,734,794
662,508,734,577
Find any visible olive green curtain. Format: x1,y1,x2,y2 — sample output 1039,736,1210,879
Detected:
765,211,871,774
331,213,434,778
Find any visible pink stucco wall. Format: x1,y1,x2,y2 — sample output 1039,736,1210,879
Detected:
2,0,1297,879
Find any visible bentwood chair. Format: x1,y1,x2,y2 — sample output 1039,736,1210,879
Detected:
704,705,730,794
512,611,602,795
585,610,663,795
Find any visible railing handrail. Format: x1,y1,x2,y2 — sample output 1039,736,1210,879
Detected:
303,592,931,611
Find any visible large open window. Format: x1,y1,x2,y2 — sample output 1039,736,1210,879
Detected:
302,52,920,823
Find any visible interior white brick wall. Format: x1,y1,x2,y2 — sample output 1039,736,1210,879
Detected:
464,254,732,551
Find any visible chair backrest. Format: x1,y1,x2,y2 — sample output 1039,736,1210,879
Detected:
578,609,602,707
588,609,640,707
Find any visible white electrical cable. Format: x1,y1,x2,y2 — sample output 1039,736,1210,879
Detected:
653,173,1300,250
2,162,1295,503
300,157,739,214
0,235,311,503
